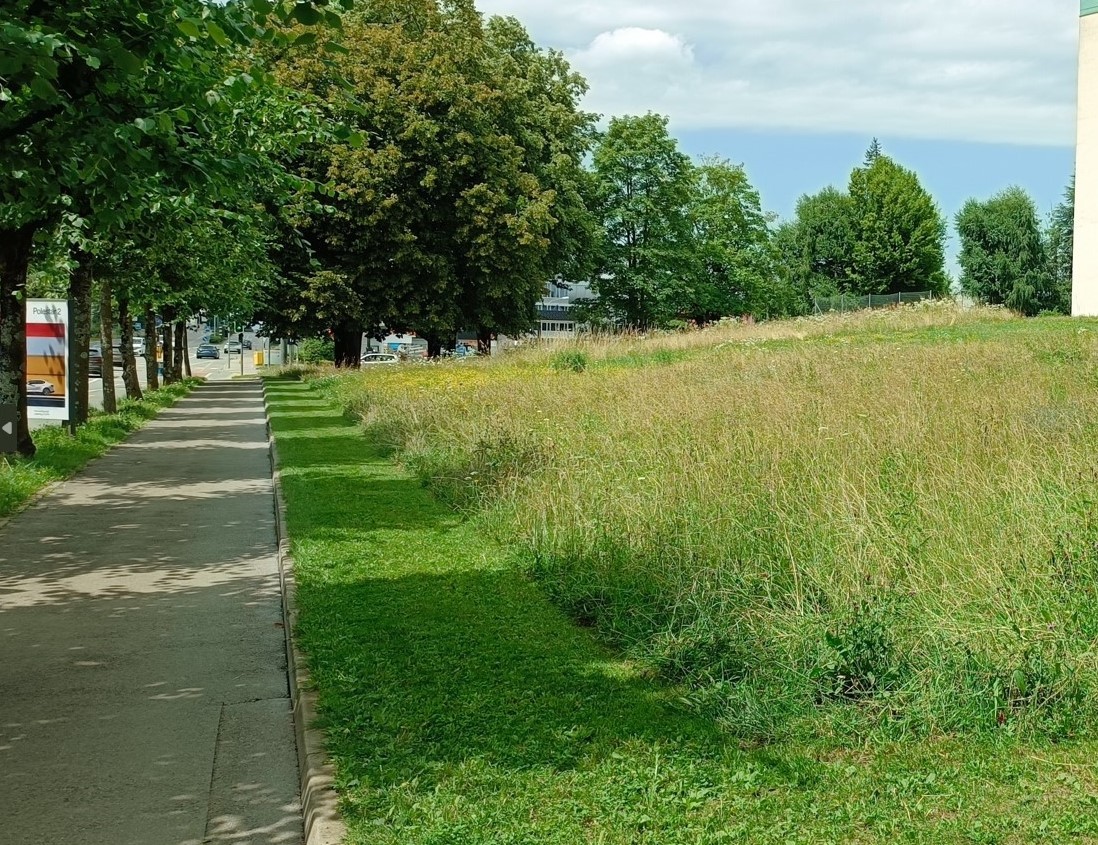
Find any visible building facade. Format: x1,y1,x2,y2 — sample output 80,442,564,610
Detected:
1075,2,1098,315
536,280,594,340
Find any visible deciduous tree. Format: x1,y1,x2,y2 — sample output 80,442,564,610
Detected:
775,144,947,307
589,113,696,328
775,188,857,300
271,1,597,357
2,0,344,453
687,157,791,321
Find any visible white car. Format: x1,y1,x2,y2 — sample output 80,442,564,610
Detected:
360,352,399,365
27,379,55,395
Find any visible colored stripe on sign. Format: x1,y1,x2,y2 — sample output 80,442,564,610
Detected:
28,396,66,408
26,323,65,339
27,339,64,357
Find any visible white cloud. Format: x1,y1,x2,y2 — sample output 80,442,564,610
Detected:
475,0,1080,146
574,27,695,68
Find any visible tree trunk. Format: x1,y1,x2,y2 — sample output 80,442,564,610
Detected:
173,321,185,382
68,246,95,426
182,327,191,377
144,306,160,391
98,277,116,415
477,329,492,356
160,319,174,384
118,295,142,401
0,223,39,456
333,324,360,368
426,334,442,359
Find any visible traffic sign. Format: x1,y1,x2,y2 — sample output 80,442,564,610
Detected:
0,404,16,453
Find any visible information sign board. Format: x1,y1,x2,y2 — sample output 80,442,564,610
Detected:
26,299,70,421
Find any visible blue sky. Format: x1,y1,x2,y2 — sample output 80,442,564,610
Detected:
676,129,1075,272
475,0,1080,270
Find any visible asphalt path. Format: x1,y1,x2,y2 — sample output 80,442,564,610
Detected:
0,379,302,845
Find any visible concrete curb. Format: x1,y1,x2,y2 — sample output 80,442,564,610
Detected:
264,384,348,845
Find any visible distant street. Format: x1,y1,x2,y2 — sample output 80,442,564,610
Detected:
30,328,274,432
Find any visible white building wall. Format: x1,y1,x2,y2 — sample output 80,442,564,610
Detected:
1074,12,1098,315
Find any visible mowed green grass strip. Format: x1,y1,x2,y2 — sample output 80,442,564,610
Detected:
267,378,1098,845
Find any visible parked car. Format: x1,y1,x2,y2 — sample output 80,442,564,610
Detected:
88,346,103,377
223,340,242,355
242,338,253,350
196,343,220,359
27,378,55,395
360,352,399,365
132,338,145,357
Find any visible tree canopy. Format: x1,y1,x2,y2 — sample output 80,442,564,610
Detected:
775,187,857,300
1,0,346,453
587,113,696,329
1046,178,1074,314
686,157,790,321
848,153,948,295
264,0,598,361
777,143,947,304
956,186,1052,316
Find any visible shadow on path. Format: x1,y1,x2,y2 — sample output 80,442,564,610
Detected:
1,379,303,845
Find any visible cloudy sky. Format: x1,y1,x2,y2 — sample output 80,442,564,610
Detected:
476,0,1079,260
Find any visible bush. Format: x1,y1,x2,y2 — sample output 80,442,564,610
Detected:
816,594,905,702
298,337,335,364
550,349,589,373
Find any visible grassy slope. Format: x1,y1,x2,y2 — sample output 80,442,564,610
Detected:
268,376,1098,845
313,307,1098,739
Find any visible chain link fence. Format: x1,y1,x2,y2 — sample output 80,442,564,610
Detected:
812,291,934,315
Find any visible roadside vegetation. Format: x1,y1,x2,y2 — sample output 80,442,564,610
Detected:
269,305,1098,842
313,302,1098,743
0,379,198,519
7,1,1074,461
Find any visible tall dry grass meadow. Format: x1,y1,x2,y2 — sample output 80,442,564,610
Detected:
315,302,1098,740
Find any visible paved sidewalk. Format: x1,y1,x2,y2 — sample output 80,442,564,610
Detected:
0,381,302,845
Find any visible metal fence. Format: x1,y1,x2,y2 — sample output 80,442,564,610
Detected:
812,291,934,315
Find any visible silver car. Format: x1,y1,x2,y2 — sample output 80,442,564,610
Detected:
27,379,56,394
360,353,399,365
